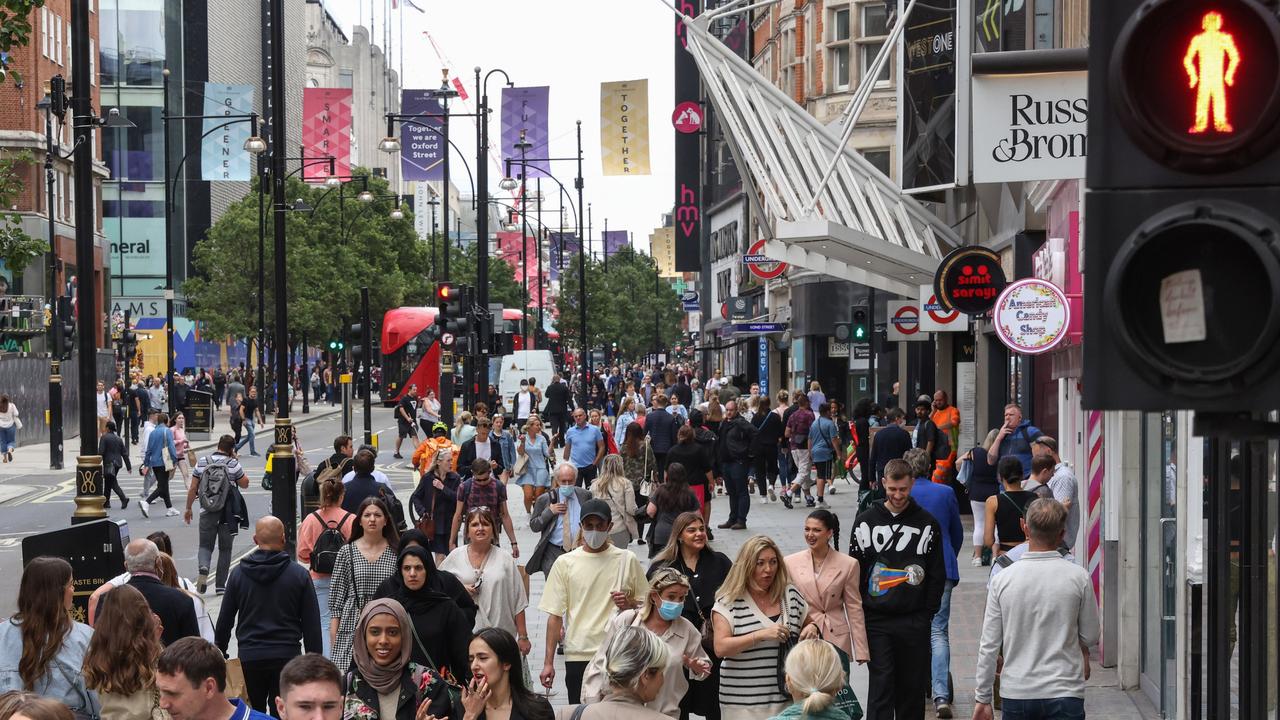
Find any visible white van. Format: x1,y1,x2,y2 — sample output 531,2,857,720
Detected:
497,350,557,418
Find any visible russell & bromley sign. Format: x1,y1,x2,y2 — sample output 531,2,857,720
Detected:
972,71,1087,184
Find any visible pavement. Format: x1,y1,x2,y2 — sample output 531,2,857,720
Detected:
0,404,1159,718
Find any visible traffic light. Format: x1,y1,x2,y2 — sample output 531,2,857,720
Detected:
850,304,869,342
347,321,364,362
1085,0,1280,411
119,313,137,366
328,338,344,352
56,296,74,359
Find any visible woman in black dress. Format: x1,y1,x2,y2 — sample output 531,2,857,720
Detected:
374,545,473,682
647,511,732,720
410,448,462,562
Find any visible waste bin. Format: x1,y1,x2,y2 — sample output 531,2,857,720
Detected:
23,518,129,624
184,389,214,439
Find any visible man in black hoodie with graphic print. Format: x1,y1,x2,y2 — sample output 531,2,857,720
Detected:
215,516,321,715
850,458,945,720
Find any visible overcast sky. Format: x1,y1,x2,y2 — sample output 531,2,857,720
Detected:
325,0,679,254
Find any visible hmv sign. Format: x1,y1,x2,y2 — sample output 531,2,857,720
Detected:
972,71,1088,184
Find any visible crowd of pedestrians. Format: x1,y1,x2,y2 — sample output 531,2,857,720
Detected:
0,361,1098,720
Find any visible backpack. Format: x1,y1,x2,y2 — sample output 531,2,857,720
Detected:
933,425,952,460
198,457,234,513
309,511,351,573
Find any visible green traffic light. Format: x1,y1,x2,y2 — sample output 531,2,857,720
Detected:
853,326,867,340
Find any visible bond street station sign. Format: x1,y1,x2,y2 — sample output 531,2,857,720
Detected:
973,71,1087,184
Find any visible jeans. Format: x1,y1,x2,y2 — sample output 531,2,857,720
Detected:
146,467,173,509
0,425,14,453
723,460,751,524
999,697,1085,720
931,579,957,701
198,511,235,591
314,576,332,657
235,419,257,453
778,446,794,484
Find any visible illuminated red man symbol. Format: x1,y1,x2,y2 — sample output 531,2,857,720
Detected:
1183,11,1240,134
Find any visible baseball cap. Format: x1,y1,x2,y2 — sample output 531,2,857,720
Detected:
580,499,612,523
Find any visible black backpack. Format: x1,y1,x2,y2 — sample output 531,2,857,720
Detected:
309,511,352,574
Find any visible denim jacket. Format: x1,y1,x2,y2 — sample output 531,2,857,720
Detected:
0,620,100,718
143,424,179,469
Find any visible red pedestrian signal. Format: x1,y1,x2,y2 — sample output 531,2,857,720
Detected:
1184,11,1240,135
437,284,455,301
1111,0,1280,171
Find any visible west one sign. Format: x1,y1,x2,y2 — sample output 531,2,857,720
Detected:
973,71,1087,184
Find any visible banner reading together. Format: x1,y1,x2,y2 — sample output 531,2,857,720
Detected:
600,80,651,175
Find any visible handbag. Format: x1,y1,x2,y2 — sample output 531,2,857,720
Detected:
513,450,530,478
224,658,251,702
773,595,799,694
406,616,464,712
413,475,437,537
831,646,864,720
378,485,409,531
638,441,654,496
691,593,715,654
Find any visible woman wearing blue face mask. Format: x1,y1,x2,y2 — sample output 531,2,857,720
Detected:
581,567,712,718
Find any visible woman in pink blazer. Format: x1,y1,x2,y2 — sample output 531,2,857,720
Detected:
784,508,870,663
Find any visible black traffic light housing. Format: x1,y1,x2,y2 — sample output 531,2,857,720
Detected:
850,304,870,343
56,296,74,360
1085,0,1280,411
347,321,365,363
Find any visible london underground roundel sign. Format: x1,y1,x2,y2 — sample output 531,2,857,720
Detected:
1111,0,1280,171
745,239,788,280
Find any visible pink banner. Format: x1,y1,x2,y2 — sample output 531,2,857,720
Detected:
302,88,352,182
496,231,551,308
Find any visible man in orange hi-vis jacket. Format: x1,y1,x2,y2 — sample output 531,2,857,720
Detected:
931,390,960,484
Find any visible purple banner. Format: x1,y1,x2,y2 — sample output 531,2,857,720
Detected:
501,86,551,177
401,90,444,181
549,232,580,280
603,230,629,257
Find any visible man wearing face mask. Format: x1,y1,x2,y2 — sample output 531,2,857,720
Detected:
526,463,593,579
538,497,648,704
514,379,535,432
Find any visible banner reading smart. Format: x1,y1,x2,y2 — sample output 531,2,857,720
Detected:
302,87,352,182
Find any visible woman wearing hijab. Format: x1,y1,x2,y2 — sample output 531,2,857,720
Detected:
343,598,461,720
374,546,473,682
381,530,479,628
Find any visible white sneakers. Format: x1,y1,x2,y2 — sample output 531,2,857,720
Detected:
165,508,180,517
139,499,150,518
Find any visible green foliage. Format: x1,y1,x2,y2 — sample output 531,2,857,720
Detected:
0,1,43,86
184,169,429,341
0,150,45,276
554,245,684,360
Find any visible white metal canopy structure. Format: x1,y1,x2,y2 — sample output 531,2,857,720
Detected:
679,6,961,297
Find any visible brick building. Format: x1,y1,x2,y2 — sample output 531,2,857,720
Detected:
0,0,108,349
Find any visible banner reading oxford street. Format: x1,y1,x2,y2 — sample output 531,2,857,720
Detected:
302,87,352,182
201,83,254,181
501,86,551,177
400,90,445,181
600,80,651,175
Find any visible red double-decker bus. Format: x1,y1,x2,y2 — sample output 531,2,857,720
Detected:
380,307,558,405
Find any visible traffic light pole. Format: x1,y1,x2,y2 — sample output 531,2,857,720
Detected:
70,0,104,523
361,287,372,446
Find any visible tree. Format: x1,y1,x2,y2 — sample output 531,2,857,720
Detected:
0,151,43,278
183,169,429,342
0,1,43,85
553,246,684,361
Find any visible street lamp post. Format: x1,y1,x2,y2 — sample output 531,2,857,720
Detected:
37,82,65,471
267,0,297,552
161,69,265,417
476,67,513,392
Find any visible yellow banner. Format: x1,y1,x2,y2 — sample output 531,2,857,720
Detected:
648,226,678,277
600,79,651,176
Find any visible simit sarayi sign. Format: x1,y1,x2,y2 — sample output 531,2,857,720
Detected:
972,71,1086,184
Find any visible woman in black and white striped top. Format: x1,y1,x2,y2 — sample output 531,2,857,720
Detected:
712,535,811,720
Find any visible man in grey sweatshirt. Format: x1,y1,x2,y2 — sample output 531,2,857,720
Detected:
973,498,1100,719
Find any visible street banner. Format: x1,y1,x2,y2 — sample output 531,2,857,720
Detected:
674,0,703,271
302,87,352,182
400,90,444,181
600,79,651,175
549,232,580,280
501,86,551,177
603,230,629,257
201,83,254,181
898,0,970,193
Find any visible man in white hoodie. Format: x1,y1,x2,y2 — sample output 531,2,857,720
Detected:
973,498,1099,719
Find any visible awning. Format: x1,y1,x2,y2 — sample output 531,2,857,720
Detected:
681,9,960,295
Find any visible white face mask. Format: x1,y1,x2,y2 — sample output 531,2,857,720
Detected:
583,529,610,550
